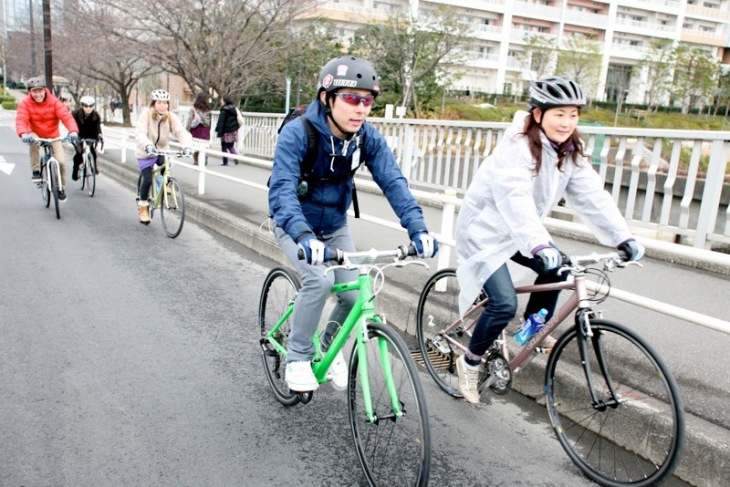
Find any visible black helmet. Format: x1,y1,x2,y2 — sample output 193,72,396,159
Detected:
529,76,585,110
27,77,46,90
318,56,380,97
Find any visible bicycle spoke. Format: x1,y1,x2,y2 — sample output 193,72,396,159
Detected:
545,320,684,487
259,268,301,406
349,322,430,486
416,269,475,397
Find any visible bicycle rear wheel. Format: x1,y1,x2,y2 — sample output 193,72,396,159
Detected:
545,319,684,487
40,163,50,208
348,321,431,487
259,267,301,407
49,160,60,219
161,177,185,238
84,152,96,197
416,268,475,397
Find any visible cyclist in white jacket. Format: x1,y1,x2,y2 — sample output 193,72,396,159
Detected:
454,76,645,404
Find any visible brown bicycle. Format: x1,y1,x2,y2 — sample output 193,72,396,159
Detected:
416,252,684,487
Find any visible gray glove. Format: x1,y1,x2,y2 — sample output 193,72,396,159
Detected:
21,133,36,144
145,145,155,155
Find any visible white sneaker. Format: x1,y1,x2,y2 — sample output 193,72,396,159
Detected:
285,361,319,392
326,351,348,391
456,355,481,404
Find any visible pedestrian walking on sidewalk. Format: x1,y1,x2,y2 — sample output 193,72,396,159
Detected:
214,94,239,166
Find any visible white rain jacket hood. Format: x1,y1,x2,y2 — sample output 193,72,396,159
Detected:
455,110,632,316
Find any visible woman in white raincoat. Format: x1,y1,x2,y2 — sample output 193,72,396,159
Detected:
454,76,645,404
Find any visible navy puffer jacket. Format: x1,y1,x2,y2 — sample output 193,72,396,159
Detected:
268,100,427,241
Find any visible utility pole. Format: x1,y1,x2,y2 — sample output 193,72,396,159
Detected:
29,0,36,77
43,0,52,91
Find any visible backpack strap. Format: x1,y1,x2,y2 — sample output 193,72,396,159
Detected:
300,116,319,180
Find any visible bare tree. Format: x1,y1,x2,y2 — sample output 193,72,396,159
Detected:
103,0,320,106
556,35,602,103
673,44,718,114
54,1,159,124
350,6,468,116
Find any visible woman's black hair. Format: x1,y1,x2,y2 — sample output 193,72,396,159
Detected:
222,94,235,106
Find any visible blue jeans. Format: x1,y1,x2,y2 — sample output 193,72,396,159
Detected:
274,224,359,362
467,253,568,358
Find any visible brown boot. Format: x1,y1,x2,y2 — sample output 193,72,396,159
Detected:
138,201,150,224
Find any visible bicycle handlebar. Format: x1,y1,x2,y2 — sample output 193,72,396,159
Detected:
559,251,640,275
297,244,418,265
29,136,69,145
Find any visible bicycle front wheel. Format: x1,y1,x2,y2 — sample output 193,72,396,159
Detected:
545,319,684,487
348,321,431,487
84,152,96,197
40,164,50,208
259,267,301,407
49,160,60,219
160,177,185,238
416,268,475,397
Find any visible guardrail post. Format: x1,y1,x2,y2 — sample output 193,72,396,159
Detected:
197,151,207,195
694,139,728,249
438,187,457,261
120,133,127,164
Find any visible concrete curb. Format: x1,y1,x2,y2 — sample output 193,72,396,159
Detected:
102,159,728,487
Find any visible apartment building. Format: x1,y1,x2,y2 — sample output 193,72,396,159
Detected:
306,0,730,104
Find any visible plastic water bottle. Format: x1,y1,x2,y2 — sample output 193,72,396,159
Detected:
155,175,162,192
514,309,548,346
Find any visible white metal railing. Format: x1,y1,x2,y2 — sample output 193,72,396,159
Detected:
99,124,730,335
197,112,730,252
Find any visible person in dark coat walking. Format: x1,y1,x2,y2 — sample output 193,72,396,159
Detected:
214,94,240,166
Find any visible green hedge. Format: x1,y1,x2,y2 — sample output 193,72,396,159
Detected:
2,101,17,110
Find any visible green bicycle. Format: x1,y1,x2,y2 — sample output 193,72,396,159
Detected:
259,244,431,487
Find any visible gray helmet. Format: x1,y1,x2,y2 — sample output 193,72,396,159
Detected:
27,77,46,90
318,56,380,97
529,76,585,110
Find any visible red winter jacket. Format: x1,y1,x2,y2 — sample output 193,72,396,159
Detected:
15,89,78,138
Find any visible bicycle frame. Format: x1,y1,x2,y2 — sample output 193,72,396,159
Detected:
149,152,180,210
444,254,627,404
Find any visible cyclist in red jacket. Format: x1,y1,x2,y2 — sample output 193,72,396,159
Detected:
16,76,79,202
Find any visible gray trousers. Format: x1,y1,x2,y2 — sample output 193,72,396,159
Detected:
274,225,359,362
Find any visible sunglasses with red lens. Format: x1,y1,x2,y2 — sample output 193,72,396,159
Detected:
336,92,374,107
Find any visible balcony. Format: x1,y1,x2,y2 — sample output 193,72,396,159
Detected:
614,17,677,38
512,2,562,22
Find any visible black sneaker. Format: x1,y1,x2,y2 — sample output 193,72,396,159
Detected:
58,189,67,202
31,171,41,182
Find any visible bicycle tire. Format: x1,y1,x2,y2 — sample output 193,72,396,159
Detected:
161,177,185,238
416,268,473,397
40,163,50,208
348,321,431,487
49,159,60,219
259,267,301,406
84,152,96,197
545,319,685,487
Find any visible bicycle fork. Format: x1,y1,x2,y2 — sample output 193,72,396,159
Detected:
575,310,622,411
356,319,404,424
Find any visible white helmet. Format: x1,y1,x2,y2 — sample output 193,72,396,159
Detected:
80,96,95,107
150,89,170,102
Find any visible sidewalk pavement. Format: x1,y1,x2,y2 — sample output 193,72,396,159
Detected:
96,138,728,487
